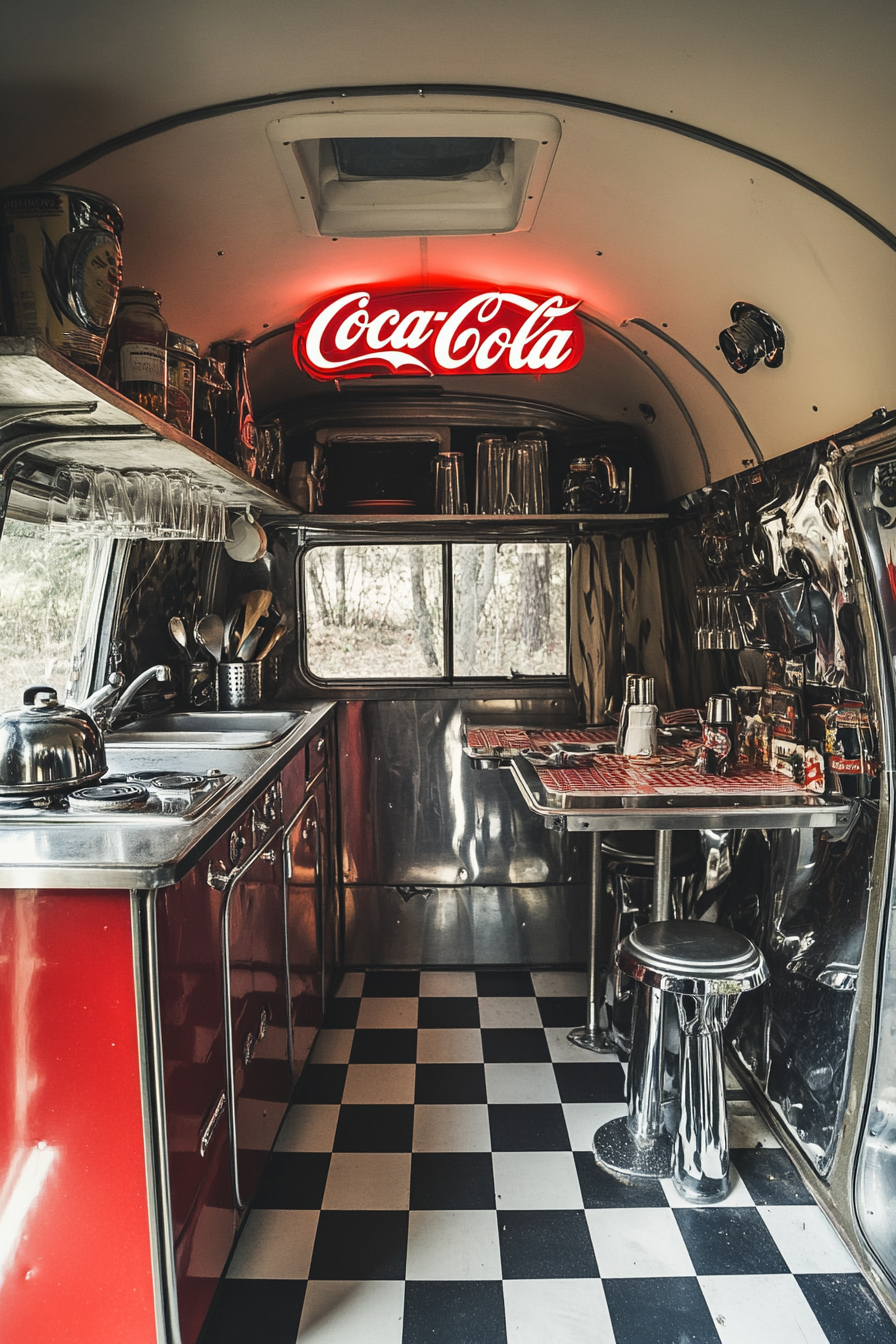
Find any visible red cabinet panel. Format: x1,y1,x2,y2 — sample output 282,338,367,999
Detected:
0,889,158,1344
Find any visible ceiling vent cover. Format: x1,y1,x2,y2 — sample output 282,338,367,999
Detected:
267,110,561,237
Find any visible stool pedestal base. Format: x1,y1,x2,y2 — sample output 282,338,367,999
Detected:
593,1116,672,1179
567,1023,617,1054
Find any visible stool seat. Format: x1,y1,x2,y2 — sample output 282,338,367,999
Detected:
619,921,767,997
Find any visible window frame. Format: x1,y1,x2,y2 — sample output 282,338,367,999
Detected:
297,531,571,692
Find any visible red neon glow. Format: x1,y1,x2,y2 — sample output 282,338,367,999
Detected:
293,286,584,380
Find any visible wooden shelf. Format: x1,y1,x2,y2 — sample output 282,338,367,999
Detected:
0,338,300,519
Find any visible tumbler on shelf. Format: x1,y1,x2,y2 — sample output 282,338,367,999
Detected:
475,435,508,513
433,451,468,513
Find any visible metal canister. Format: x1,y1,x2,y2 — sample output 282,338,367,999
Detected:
0,184,123,372
166,333,199,436
696,694,737,776
824,702,877,797
111,287,168,418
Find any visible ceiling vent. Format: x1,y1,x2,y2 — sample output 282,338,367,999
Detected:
267,110,561,237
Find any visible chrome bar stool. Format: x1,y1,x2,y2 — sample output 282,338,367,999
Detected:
593,920,768,1201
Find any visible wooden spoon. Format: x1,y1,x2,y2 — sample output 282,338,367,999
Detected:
256,613,287,660
236,589,273,658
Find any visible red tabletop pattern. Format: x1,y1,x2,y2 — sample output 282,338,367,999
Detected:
538,760,811,798
465,726,616,752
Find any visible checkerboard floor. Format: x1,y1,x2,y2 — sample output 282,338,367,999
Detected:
199,969,896,1344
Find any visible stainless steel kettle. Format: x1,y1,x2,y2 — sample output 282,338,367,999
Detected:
0,685,107,795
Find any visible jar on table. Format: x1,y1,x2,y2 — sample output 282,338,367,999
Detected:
166,332,199,436
113,287,168,418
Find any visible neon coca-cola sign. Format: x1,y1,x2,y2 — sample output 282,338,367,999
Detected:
293,286,584,380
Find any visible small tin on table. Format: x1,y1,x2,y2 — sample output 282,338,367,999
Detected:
696,694,738,776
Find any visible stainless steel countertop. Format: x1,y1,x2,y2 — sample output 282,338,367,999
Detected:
0,701,336,890
509,756,856,835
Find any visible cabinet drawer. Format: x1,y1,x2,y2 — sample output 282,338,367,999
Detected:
307,727,328,783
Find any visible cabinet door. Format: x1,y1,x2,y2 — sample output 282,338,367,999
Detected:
285,793,323,1080
224,839,291,1210
313,771,340,999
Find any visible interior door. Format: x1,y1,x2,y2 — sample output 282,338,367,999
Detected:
224,833,290,1210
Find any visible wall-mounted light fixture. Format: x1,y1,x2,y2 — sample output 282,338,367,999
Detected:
719,303,785,373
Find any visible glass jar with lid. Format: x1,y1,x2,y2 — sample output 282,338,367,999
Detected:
166,332,199,436
112,286,168,418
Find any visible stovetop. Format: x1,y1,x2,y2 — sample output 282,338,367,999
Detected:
0,769,238,822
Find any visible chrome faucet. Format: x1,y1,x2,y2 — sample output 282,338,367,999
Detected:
87,664,171,729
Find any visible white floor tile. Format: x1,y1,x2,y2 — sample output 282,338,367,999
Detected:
586,1207,695,1277
405,1209,502,1280
412,1104,492,1153
416,1028,483,1063
342,1063,416,1105
478,997,544,1029
563,1102,627,1151
699,1274,829,1344
310,1029,354,1064
419,971,478,997
728,1102,780,1150
661,1161,755,1209
493,1151,584,1210
503,1279,614,1344
757,1205,859,1274
356,997,418,1029
297,1280,405,1343
227,1208,318,1279
336,972,365,999
276,1104,340,1153
531,971,588,998
485,1063,560,1105
322,1152,411,1211
545,1026,611,1064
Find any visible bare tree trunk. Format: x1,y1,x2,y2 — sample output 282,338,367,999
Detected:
307,562,330,624
454,545,497,674
520,543,551,653
334,546,346,626
409,546,440,670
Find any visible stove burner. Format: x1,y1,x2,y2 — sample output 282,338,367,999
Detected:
69,782,150,812
145,773,204,792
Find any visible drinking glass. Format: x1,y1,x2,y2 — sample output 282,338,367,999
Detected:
504,441,545,514
168,471,195,538
94,468,130,537
191,482,211,541
513,435,548,512
122,470,151,536
433,451,468,514
208,487,229,543
145,470,176,536
475,435,508,514
48,468,73,532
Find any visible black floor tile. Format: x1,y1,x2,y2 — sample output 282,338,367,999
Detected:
292,1064,347,1104
350,1028,418,1064
333,1103,415,1152
488,1103,571,1152
410,1153,496,1209
418,997,481,1028
498,1209,598,1278
199,1279,306,1344
321,997,360,1029
481,1028,551,1063
537,996,588,1027
415,1063,487,1104
363,970,421,997
308,1210,408,1279
573,1151,668,1208
730,1146,814,1204
403,1280,507,1344
476,970,535,997
553,1062,626,1103
796,1273,896,1344
603,1276,722,1344
252,1152,330,1209
674,1206,789,1276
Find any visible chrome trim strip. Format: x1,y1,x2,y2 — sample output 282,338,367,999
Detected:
131,889,181,1344
221,825,285,1211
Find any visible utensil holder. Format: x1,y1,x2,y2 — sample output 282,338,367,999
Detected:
186,661,218,710
217,661,263,709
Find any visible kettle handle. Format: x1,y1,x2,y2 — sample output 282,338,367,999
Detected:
23,685,57,706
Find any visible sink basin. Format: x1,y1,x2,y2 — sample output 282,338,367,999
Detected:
107,710,304,748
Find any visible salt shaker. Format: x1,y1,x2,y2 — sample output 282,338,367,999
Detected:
696,694,737,776
621,676,658,757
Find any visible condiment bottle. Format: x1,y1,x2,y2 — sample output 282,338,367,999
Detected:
166,332,199,436
621,675,658,757
696,694,737,776
208,340,257,477
113,286,168,417
193,357,231,457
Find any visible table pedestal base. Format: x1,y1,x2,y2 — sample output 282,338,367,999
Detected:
592,1116,672,1180
567,1022,617,1054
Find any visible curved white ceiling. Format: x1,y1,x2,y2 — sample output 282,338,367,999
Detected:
2,1,895,496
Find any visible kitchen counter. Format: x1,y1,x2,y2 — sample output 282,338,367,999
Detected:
0,700,336,888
